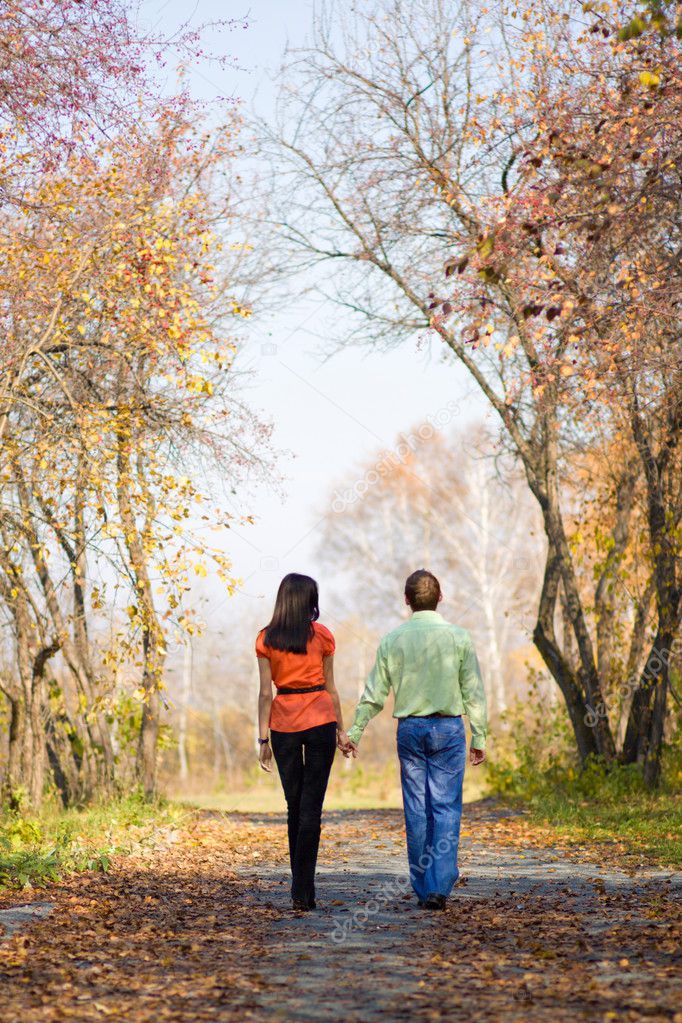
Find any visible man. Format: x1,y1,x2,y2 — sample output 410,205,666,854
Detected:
345,569,487,910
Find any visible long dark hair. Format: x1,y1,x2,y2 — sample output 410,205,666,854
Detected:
264,573,320,654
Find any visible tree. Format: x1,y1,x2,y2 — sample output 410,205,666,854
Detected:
257,0,681,781
0,0,241,204
0,116,266,806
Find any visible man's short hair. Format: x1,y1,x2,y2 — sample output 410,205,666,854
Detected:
404,569,441,611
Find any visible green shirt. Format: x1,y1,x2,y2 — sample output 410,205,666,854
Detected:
347,610,488,749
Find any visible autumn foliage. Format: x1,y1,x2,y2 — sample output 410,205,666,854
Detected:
0,5,262,808
433,0,682,783
260,0,681,784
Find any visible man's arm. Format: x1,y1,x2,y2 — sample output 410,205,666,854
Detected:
347,642,392,746
459,634,488,754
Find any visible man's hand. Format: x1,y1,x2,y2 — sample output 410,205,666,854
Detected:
259,741,273,773
337,730,359,758
469,747,486,766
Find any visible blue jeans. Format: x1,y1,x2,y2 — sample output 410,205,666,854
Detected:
397,716,466,901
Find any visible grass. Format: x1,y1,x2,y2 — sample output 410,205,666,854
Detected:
488,748,682,868
173,756,490,814
523,787,682,866
0,793,188,891
0,761,488,892
7,755,675,895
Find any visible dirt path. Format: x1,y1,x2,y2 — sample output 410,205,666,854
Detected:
0,802,680,1022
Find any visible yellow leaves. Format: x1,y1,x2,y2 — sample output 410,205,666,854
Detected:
477,235,495,260
193,563,207,578
186,376,214,396
638,70,661,90
231,301,252,319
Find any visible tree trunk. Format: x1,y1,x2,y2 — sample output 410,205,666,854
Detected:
532,546,600,763
542,500,616,760
594,464,638,694
137,688,160,800
625,388,681,785
643,668,669,788
116,413,165,800
11,459,115,790
177,639,192,784
3,692,25,808
28,686,46,809
45,708,84,808
522,423,615,762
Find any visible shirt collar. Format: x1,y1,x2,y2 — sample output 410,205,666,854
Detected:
410,610,443,621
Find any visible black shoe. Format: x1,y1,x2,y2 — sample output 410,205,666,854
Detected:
423,894,446,911
292,898,316,911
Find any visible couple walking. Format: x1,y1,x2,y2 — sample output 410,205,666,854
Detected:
256,569,488,912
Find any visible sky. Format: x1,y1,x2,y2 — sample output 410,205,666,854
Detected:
139,0,487,629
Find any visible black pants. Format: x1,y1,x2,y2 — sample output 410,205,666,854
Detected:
271,721,336,904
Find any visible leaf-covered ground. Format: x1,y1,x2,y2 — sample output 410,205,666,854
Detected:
0,803,680,1022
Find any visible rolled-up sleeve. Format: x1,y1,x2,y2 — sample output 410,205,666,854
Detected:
459,634,488,749
347,641,392,745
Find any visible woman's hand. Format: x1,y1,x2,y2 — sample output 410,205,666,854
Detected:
259,740,273,773
336,730,358,758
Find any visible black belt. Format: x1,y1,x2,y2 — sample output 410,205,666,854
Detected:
277,684,326,695
409,713,462,719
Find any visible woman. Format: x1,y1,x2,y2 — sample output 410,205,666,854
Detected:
256,573,351,911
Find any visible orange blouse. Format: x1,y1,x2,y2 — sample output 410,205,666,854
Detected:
256,622,337,733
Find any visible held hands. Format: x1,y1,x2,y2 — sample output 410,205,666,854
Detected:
469,747,486,766
336,729,358,759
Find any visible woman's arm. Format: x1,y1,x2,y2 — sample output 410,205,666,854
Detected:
257,658,273,772
323,655,355,757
